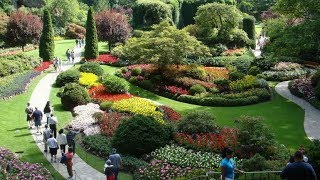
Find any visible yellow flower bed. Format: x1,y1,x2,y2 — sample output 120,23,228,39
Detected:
112,97,164,124
79,72,100,87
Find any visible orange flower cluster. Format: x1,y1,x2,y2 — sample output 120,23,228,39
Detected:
88,85,133,102
203,67,229,80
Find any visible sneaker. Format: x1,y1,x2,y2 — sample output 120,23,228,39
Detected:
67,176,73,180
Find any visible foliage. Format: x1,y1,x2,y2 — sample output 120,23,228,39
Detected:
88,84,133,102
60,83,91,110
241,154,268,171
95,9,131,50
0,11,9,42
0,54,40,77
248,66,261,76
111,97,164,123
65,23,86,39
175,77,216,89
79,62,103,76
96,112,131,136
242,16,255,48
229,71,245,81
189,84,206,95
185,65,207,80
39,9,54,61
84,7,99,59
112,115,171,157
0,71,40,99
311,69,320,87
5,11,42,50
79,72,99,87
315,84,320,101
237,0,275,20
81,134,111,157
177,111,219,134
229,75,259,92
235,116,276,159
55,70,80,87
117,21,210,71
307,140,320,177
122,156,149,173
262,69,309,81
99,101,113,111
159,105,181,122
102,75,129,94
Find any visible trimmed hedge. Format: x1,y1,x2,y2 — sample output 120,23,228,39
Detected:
55,70,80,87
243,16,255,48
81,134,111,157
79,62,104,76
60,83,91,110
0,54,40,77
102,75,129,94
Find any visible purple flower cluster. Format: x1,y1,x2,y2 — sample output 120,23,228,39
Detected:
290,78,315,99
137,160,192,180
0,147,51,179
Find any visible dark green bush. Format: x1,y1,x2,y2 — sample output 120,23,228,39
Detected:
131,67,142,76
102,75,129,94
82,134,111,157
177,111,219,134
79,62,104,76
60,83,91,110
315,84,320,100
243,16,255,48
185,66,207,80
253,56,277,70
248,66,261,76
241,154,267,171
100,101,113,111
311,68,320,87
122,156,149,173
55,70,80,87
230,55,253,73
0,54,40,77
229,71,245,81
112,115,172,157
307,140,320,177
189,84,206,95
139,80,153,90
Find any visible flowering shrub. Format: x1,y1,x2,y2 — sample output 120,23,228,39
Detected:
79,72,99,87
221,48,245,56
34,61,52,72
230,75,259,92
163,85,189,95
159,106,181,122
0,147,51,179
136,160,192,180
87,54,119,64
112,97,164,123
96,112,131,136
289,78,315,99
174,128,238,152
204,67,229,80
262,69,309,81
272,62,302,71
151,145,222,168
88,85,133,102
174,77,216,89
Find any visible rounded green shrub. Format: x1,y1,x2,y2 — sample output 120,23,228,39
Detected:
140,80,153,90
82,134,111,157
79,62,104,76
189,84,206,95
315,84,320,100
248,66,261,76
186,66,207,80
131,67,142,76
60,83,91,110
177,111,219,134
311,69,320,87
102,75,129,94
100,101,113,111
229,71,245,81
112,115,172,157
55,70,80,87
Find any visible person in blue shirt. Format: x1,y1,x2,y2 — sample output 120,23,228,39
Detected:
220,148,244,180
280,151,317,180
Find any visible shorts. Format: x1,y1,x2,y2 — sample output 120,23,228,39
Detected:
35,119,41,126
49,148,58,155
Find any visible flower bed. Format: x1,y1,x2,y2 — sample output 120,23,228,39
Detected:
0,71,41,99
87,54,119,65
79,72,99,87
159,106,181,122
221,48,246,56
163,85,189,95
96,112,132,136
88,84,133,102
0,147,51,179
111,97,164,123
174,77,216,89
34,61,52,72
203,67,229,80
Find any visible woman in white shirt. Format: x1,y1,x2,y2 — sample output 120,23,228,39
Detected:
47,134,59,162
57,129,68,154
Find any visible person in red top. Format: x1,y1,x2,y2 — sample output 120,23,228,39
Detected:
65,147,74,180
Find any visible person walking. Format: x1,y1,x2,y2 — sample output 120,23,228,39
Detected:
57,129,67,154
66,49,71,63
65,147,74,180
48,114,58,138
43,124,51,153
25,102,34,129
71,50,75,63
220,148,244,180
43,101,52,125
104,159,116,180
280,151,317,180
66,126,77,154
47,134,59,163
109,148,122,180
32,107,43,133
57,58,62,72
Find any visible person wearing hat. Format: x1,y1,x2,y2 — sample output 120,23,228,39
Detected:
109,148,122,180
104,159,116,180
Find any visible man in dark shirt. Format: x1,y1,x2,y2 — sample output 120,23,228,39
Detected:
32,107,43,133
281,151,317,180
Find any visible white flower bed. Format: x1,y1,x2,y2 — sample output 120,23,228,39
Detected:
69,103,103,136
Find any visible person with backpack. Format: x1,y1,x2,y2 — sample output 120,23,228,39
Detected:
43,124,51,153
109,148,122,180
104,159,116,180
65,147,74,180
57,129,67,154
66,126,77,154
47,134,59,162
48,114,58,138
25,102,33,129
43,101,52,125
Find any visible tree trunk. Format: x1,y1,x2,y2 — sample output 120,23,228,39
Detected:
22,46,25,52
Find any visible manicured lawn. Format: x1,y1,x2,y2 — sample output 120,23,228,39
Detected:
255,24,263,37
0,73,64,180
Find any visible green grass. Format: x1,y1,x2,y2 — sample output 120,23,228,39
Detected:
255,24,263,38
0,73,64,180
25,39,76,60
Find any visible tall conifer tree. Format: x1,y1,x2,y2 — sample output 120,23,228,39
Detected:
84,7,99,59
39,9,54,61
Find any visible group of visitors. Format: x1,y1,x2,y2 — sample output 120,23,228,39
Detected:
25,102,43,133
104,148,122,180
66,49,75,63
75,39,85,48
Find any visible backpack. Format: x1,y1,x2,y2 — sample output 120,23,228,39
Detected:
66,131,75,144
60,154,66,164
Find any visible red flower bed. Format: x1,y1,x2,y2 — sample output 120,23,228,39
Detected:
174,128,238,152
88,85,134,102
87,54,118,64
34,61,52,72
164,85,189,95
159,106,181,122
97,112,131,136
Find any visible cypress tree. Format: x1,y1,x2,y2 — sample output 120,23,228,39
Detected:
84,7,99,59
243,16,256,48
39,9,54,61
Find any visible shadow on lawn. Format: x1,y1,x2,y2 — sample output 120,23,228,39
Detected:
14,133,31,137
8,127,28,131
128,84,160,101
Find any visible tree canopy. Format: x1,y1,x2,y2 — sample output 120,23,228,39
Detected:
39,9,54,61
84,7,99,59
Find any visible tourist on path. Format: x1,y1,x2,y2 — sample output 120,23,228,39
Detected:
48,114,58,138
32,107,43,133
57,129,67,154
43,101,52,125
66,49,71,63
109,148,122,180
25,102,33,129
104,159,116,180
280,151,317,180
71,50,75,63
66,126,78,154
47,134,59,163
57,58,62,72
220,148,244,180
65,147,74,180
43,124,51,153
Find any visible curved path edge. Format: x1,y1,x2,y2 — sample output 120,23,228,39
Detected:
275,81,320,140
28,47,105,180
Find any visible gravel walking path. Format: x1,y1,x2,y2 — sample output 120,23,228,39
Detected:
28,47,105,180
275,81,320,140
